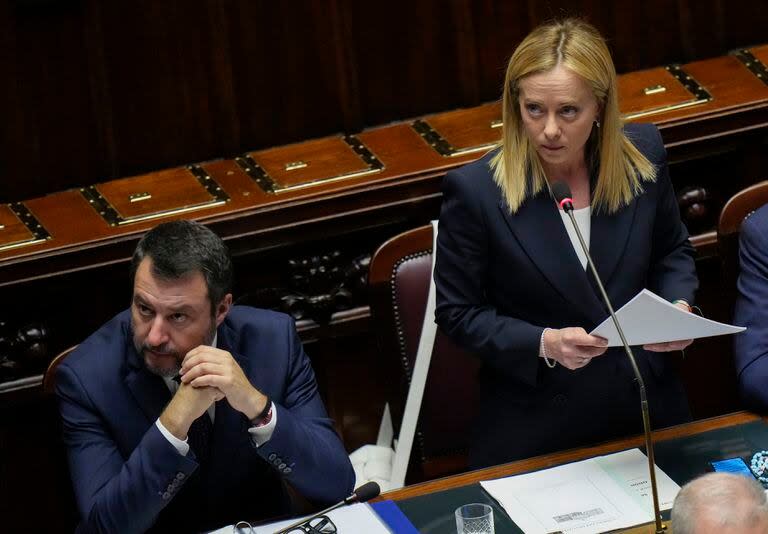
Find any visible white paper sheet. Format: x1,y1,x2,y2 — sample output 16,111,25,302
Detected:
208,502,392,534
594,449,680,512
480,448,680,534
590,289,745,347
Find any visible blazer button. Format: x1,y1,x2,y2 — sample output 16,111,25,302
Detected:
551,394,568,407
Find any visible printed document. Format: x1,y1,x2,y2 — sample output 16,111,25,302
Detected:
590,289,744,347
480,448,680,534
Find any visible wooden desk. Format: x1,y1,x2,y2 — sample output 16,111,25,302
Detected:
378,411,765,533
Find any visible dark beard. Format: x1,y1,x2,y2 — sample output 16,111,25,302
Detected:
133,321,217,378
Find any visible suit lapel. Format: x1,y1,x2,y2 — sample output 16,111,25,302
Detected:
498,191,605,323
125,346,172,423
588,197,638,295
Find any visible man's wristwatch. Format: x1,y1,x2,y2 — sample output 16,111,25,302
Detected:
250,396,273,427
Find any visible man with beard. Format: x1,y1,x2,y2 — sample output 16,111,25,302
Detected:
55,220,354,533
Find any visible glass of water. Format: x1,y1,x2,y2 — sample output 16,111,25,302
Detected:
455,503,494,534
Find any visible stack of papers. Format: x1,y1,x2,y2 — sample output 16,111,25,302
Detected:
590,289,744,346
481,449,679,534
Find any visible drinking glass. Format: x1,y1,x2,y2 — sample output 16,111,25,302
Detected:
455,503,494,534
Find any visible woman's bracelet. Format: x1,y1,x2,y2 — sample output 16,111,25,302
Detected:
672,299,692,313
540,328,556,368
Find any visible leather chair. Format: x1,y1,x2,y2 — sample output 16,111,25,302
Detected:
717,180,768,297
39,344,81,530
368,225,478,483
43,345,78,395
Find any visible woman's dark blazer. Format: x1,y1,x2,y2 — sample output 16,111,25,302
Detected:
435,122,698,468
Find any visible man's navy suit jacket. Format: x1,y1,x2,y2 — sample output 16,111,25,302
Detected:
734,203,768,411
435,123,698,467
56,306,355,533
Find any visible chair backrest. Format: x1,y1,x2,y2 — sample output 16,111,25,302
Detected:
717,180,768,296
43,345,78,395
369,225,478,482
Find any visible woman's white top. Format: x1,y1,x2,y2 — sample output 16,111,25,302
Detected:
559,206,591,270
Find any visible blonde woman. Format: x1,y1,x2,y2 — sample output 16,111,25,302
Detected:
435,19,698,467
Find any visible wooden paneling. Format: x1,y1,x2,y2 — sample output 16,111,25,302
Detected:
1,1,767,203
1,4,768,530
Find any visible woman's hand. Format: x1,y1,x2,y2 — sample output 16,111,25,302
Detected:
543,327,609,370
643,301,694,352
643,339,693,352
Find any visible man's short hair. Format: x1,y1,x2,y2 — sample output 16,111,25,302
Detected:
672,472,768,533
130,220,233,313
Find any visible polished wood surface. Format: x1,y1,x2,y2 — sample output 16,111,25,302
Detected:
2,1,768,205
379,411,761,501
418,102,502,154
619,67,699,118
2,7,767,531
0,205,35,248
1,46,767,285
247,137,376,190
719,180,768,236
97,167,223,221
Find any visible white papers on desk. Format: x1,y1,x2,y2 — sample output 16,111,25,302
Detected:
590,289,745,347
480,449,680,534
208,503,392,534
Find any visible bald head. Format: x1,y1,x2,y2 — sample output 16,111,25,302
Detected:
672,472,768,534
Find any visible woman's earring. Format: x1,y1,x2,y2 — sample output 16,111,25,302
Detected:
594,119,601,128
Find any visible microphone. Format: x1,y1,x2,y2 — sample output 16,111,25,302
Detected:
551,182,666,534
274,482,381,534
550,181,574,212
343,481,380,504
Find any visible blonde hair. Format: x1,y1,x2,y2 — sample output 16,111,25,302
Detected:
490,18,656,213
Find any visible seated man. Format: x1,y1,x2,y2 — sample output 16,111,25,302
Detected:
56,220,355,533
734,203,768,411
671,472,768,533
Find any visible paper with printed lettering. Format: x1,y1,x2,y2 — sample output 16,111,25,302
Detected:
590,289,744,347
480,448,679,534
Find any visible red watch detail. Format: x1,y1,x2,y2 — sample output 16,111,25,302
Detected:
253,404,273,428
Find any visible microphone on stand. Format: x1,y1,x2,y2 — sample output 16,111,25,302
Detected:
274,481,381,534
551,182,666,533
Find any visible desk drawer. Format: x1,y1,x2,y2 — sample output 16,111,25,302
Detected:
732,45,768,86
619,65,711,120
236,135,384,194
0,203,50,252
411,101,501,157
80,165,230,226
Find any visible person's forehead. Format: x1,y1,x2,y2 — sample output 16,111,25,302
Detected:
519,66,592,100
133,258,209,308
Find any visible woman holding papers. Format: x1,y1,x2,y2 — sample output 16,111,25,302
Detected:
434,19,698,468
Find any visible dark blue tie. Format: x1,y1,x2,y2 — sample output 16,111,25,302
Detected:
173,376,213,462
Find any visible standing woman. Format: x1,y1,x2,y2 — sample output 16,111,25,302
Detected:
434,19,698,468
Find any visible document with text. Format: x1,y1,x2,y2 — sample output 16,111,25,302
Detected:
590,289,745,347
480,448,680,534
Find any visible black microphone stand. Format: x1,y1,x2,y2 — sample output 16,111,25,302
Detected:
561,202,666,534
